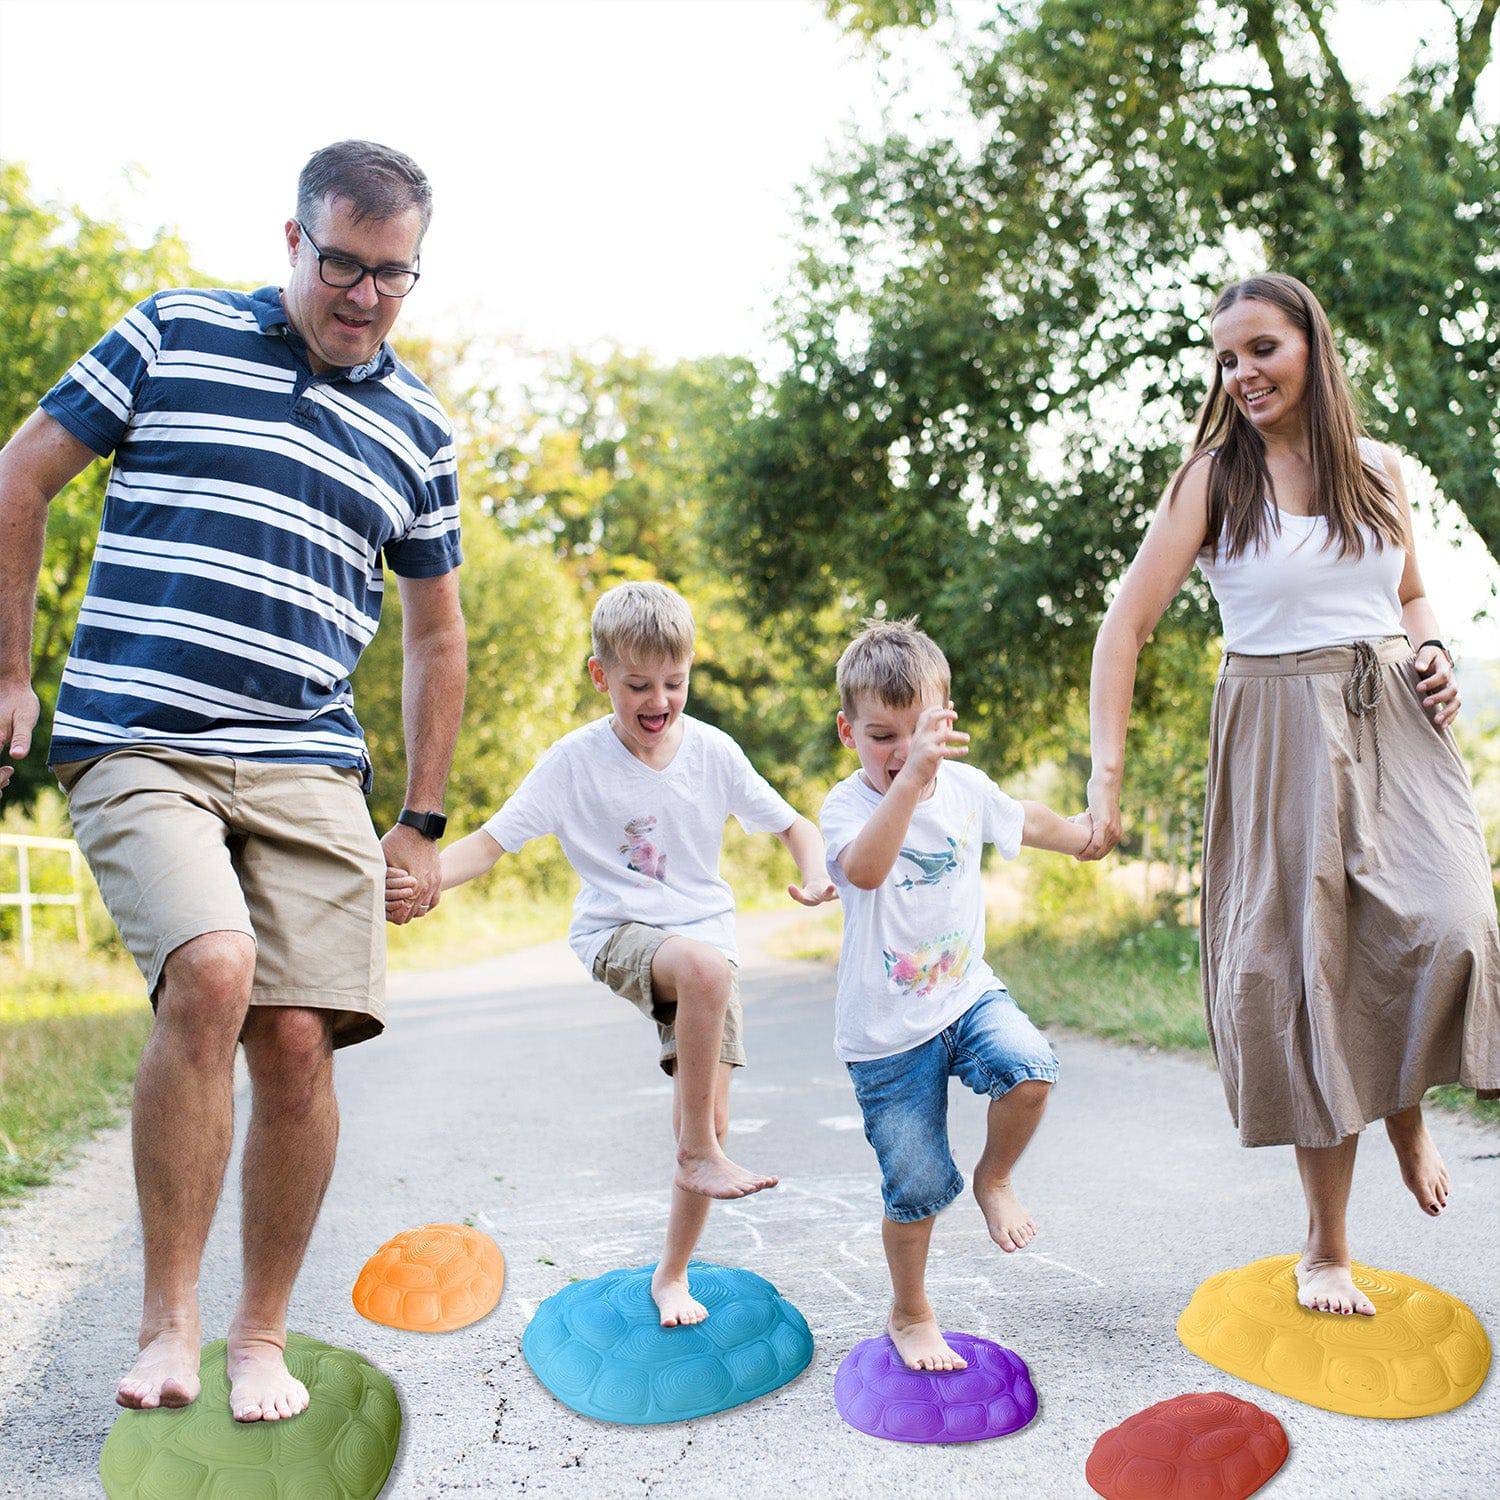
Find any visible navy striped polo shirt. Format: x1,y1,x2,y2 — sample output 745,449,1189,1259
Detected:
40,286,462,786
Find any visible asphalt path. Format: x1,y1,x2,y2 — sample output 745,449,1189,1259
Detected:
1,913,1497,1497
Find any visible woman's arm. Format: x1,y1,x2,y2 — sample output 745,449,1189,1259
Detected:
1382,445,1460,730
1082,460,1211,859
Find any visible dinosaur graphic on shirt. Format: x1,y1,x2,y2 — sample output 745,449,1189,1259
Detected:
883,930,973,999
620,815,667,882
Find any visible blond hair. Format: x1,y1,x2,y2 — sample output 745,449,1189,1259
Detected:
590,581,696,668
836,616,950,718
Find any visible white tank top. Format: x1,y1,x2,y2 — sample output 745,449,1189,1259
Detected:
1195,442,1406,654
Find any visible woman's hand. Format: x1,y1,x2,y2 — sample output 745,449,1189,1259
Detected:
1413,644,1460,731
1080,773,1122,861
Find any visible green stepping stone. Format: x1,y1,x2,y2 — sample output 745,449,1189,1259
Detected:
100,1333,400,1500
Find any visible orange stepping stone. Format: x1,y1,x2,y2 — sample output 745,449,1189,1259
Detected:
1086,1392,1288,1500
353,1223,505,1333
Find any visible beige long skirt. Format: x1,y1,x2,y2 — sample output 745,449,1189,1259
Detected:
1200,635,1500,1148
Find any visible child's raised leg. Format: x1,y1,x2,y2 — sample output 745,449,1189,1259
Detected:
973,1079,1050,1252
650,936,776,1200
884,1216,967,1371
652,1062,734,1326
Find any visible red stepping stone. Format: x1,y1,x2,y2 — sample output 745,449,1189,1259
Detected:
1086,1391,1288,1500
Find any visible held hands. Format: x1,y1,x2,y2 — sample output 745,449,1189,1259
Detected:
381,823,441,925
0,678,39,797
1079,773,1121,862
899,701,970,787
1413,645,1460,731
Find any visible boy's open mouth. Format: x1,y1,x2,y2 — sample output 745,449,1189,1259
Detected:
638,712,669,734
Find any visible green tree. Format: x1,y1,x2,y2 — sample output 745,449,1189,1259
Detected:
714,0,1499,774
1,164,195,808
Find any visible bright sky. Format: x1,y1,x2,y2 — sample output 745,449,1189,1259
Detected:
2,0,1496,647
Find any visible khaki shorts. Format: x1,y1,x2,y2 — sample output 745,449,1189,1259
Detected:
590,922,746,1077
58,745,387,1049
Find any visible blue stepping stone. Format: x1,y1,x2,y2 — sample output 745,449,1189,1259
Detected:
835,1331,1038,1443
522,1261,813,1424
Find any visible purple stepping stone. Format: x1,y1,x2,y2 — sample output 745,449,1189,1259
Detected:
834,1332,1038,1444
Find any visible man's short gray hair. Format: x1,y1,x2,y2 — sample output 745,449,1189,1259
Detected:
836,616,951,718
296,140,434,239
591,582,696,669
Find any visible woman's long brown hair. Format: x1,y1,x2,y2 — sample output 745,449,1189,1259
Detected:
1172,272,1403,560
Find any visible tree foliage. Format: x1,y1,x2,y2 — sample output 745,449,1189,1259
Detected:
716,0,1499,775
0,165,194,807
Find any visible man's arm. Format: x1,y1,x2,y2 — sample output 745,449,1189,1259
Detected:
775,814,837,906
380,569,467,919
0,411,101,794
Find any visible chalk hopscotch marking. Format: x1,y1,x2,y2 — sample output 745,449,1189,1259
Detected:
819,1116,863,1132
1021,1250,1105,1289
728,1119,768,1134
819,1267,869,1305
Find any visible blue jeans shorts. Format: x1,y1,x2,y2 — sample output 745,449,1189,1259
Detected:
845,988,1059,1223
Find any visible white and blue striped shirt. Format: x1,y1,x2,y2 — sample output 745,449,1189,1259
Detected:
41,286,462,786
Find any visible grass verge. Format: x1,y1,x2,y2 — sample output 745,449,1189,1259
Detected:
766,903,1500,1130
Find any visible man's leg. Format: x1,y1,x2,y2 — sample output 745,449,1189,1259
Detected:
118,931,256,1411
653,1063,734,1326
650,937,776,1200
226,1006,338,1421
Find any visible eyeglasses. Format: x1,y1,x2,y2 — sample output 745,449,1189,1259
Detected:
295,221,421,298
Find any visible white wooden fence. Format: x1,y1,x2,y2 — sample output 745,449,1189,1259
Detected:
0,833,87,967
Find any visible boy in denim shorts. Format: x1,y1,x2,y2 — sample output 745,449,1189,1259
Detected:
398,581,834,1327
820,619,1091,1372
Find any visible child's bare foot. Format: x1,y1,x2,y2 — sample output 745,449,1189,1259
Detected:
674,1148,777,1200
226,1326,309,1422
974,1174,1037,1252
1295,1255,1376,1317
117,1322,202,1410
1386,1110,1450,1215
888,1308,967,1372
651,1268,709,1327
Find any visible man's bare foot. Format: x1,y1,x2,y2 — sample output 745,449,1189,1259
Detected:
226,1327,309,1422
651,1269,709,1327
674,1148,777,1200
1386,1112,1451,1216
974,1174,1037,1252
888,1309,967,1372
1295,1256,1376,1317
117,1323,202,1410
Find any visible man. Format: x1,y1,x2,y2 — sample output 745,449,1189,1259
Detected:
0,140,466,1422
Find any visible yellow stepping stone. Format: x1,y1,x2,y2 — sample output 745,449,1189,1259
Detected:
1177,1254,1489,1419
353,1223,505,1333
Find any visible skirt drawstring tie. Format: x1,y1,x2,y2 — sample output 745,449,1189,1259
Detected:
1344,640,1384,810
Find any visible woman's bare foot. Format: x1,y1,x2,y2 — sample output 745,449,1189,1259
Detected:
226,1326,309,1422
1385,1110,1451,1216
973,1174,1037,1252
651,1269,709,1327
117,1322,202,1410
674,1148,777,1200
1295,1255,1376,1317
888,1308,967,1372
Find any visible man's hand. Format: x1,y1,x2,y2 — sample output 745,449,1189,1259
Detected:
0,678,38,796
381,823,440,924
898,701,969,788
788,875,839,907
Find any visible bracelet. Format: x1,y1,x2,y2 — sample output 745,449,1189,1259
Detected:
1417,638,1453,666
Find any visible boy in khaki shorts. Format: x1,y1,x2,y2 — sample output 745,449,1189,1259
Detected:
393,581,835,1326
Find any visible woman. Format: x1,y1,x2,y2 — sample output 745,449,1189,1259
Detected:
1083,272,1499,1317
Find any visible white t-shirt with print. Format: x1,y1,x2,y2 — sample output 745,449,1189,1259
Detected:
820,762,1025,1063
484,714,798,973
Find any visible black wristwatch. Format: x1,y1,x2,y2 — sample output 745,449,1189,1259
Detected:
1418,638,1453,666
398,808,448,840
